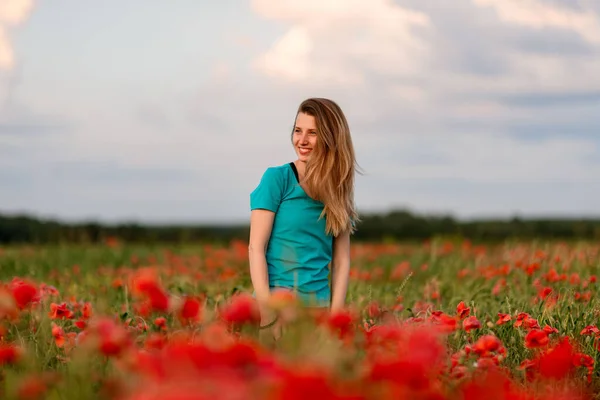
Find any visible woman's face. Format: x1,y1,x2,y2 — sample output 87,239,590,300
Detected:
293,112,318,162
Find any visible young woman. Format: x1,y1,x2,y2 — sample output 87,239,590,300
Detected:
248,97,359,333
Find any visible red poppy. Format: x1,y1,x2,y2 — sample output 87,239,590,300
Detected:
130,268,170,313
51,323,65,348
154,317,167,330
178,296,202,325
326,309,356,340
462,316,481,332
81,302,93,319
580,325,599,336
431,312,457,333
456,301,470,319
49,303,74,320
537,337,574,380
16,374,55,400
219,293,260,328
542,325,558,334
9,278,39,310
496,313,511,325
83,317,132,357
524,329,549,348
0,343,20,365
472,335,504,357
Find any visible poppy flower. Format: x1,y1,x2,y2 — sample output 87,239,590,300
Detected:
0,343,21,366
462,316,481,332
456,301,470,319
525,329,549,348
219,293,260,328
9,278,39,310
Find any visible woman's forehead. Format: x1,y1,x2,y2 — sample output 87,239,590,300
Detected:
295,112,316,127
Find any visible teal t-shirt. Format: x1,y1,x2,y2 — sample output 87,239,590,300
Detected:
250,162,333,306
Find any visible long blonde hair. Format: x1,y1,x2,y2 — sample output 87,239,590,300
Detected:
292,98,360,237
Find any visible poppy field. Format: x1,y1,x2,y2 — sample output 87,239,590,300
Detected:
1,239,599,399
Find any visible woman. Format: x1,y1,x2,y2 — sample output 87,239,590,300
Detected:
248,98,359,335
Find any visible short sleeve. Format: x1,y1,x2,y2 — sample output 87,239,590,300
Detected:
250,167,284,213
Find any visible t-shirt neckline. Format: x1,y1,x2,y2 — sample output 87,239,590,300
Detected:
287,162,323,205
289,162,299,183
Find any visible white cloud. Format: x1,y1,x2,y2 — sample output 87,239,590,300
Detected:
251,0,431,85
0,27,12,69
256,26,313,82
472,0,600,44
249,0,600,131
464,0,600,96
0,0,33,25
0,0,35,70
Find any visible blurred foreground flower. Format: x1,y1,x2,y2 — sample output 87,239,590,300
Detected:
219,293,260,329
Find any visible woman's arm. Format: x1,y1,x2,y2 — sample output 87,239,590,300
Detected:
330,230,351,313
248,209,276,324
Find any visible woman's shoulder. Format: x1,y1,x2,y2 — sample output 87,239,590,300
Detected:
258,163,294,180
252,163,296,195
265,162,293,171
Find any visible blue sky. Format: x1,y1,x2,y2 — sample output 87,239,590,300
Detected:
1,0,599,224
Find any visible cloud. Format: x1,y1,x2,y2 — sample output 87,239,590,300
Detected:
0,0,34,25
250,0,600,129
472,0,600,44
251,0,431,86
0,0,35,70
0,28,12,69
0,1,36,131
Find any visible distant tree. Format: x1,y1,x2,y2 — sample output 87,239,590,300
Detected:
1,211,599,244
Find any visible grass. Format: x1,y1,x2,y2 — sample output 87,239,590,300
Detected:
0,238,599,399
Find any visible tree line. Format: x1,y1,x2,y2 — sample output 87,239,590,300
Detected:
1,210,599,245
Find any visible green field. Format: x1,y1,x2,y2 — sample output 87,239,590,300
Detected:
0,239,599,399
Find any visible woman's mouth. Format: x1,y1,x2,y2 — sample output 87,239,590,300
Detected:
298,147,312,156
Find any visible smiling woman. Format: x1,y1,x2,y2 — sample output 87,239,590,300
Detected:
248,98,360,337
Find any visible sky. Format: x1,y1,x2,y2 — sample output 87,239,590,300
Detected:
1,0,599,224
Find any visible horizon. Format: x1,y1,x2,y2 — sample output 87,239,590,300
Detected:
2,208,599,227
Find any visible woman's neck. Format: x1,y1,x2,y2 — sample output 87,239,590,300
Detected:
293,160,307,180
